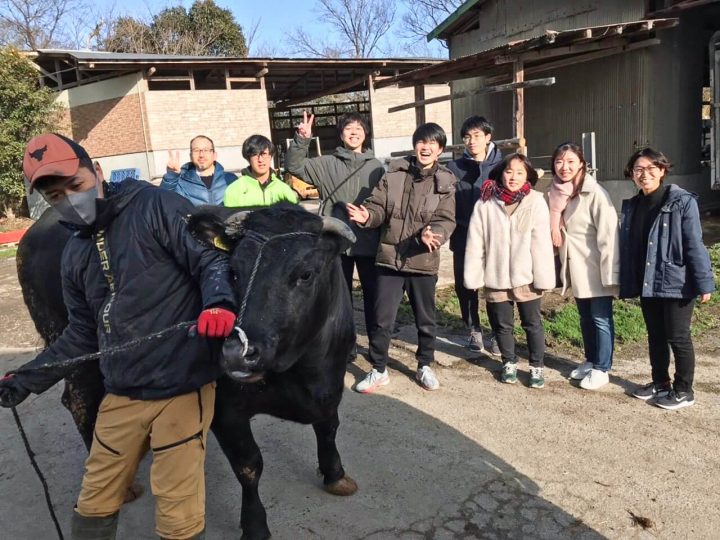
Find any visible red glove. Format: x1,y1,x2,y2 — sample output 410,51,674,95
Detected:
196,307,236,338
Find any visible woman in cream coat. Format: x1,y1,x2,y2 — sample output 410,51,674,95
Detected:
552,143,619,390
465,153,555,389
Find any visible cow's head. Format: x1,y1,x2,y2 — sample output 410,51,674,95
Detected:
189,203,356,382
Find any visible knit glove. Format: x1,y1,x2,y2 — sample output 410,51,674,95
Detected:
196,307,236,338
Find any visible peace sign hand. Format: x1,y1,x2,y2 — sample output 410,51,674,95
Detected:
296,110,314,139
166,150,181,174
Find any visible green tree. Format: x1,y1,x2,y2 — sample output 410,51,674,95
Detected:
104,0,247,56
0,47,61,214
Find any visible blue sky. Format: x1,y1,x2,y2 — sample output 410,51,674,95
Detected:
99,0,448,58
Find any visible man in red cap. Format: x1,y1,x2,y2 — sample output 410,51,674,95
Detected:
0,133,237,539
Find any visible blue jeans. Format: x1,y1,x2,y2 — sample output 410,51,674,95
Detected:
575,296,614,372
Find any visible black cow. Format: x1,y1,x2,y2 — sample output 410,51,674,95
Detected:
16,203,358,539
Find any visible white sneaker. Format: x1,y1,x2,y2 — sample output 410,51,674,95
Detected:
569,361,593,380
416,366,440,391
355,369,390,394
580,369,609,390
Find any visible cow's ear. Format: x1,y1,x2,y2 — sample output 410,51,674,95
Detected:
224,211,252,239
187,210,236,252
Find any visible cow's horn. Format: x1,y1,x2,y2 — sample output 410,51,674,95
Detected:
224,211,251,238
321,216,356,244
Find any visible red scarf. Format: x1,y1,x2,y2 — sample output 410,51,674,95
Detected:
479,180,532,205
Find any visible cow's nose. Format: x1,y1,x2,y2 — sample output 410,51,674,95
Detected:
222,336,260,369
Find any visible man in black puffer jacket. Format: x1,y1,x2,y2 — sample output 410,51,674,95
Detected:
447,116,503,356
0,134,236,540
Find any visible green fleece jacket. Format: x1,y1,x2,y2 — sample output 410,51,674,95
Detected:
285,134,384,257
223,170,298,208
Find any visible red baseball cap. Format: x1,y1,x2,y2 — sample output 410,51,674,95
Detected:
23,134,90,192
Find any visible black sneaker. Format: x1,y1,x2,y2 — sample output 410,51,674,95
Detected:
632,381,671,401
655,390,695,410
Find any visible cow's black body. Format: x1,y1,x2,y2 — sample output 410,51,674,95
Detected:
17,203,357,539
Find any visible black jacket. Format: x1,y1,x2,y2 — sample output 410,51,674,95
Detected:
446,143,503,251
16,180,236,400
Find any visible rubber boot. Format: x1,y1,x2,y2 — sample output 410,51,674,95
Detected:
71,511,118,540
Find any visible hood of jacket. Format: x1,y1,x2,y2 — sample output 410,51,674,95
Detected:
332,145,378,164
388,157,455,193
179,161,229,184
457,141,503,177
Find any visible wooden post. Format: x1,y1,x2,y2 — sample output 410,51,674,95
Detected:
414,85,425,126
513,60,526,155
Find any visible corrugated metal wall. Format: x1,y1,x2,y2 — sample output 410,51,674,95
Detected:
450,0,647,58
452,50,653,181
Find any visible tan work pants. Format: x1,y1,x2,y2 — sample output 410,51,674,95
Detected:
75,382,215,539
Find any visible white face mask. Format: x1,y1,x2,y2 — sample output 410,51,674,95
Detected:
54,185,99,226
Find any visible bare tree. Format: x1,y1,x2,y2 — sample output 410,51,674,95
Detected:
0,0,83,49
399,0,464,49
288,0,396,58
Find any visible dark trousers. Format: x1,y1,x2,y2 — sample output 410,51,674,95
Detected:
452,248,481,330
368,267,437,372
341,255,378,334
486,298,544,367
640,297,696,393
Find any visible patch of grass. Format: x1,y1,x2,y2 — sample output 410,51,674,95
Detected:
0,246,17,259
353,242,720,351
543,303,583,347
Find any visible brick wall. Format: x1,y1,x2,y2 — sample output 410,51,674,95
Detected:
370,84,452,138
67,94,147,157
143,89,271,151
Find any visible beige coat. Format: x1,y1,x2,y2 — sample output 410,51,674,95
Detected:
558,174,620,298
464,189,555,291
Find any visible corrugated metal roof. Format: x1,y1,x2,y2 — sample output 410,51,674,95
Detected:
427,0,485,42
31,50,444,103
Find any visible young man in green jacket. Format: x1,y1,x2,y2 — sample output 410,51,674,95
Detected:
223,135,297,208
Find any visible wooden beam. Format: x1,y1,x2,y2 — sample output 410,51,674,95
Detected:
414,85,425,126
279,71,378,107
513,60,526,155
389,138,524,157
493,37,626,64
387,77,555,113
483,39,661,86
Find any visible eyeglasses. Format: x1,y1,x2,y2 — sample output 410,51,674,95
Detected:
191,148,214,155
632,165,660,176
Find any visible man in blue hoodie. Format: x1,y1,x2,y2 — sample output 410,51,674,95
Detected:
447,116,503,355
161,135,237,205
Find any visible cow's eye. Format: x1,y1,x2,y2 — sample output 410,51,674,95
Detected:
298,271,313,283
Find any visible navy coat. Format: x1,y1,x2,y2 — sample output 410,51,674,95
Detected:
619,184,715,299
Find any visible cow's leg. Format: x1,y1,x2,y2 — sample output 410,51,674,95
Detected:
61,363,105,450
313,410,358,496
212,413,270,540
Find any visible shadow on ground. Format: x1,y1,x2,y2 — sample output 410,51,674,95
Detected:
0,350,602,540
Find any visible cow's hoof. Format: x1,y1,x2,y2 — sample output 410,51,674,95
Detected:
123,482,145,504
325,475,358,496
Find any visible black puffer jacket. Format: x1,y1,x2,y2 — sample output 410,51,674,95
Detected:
362,157,456,275
16,180,236,400
446,143,503,252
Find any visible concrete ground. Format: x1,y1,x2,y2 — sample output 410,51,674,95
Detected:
1,251,719,539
